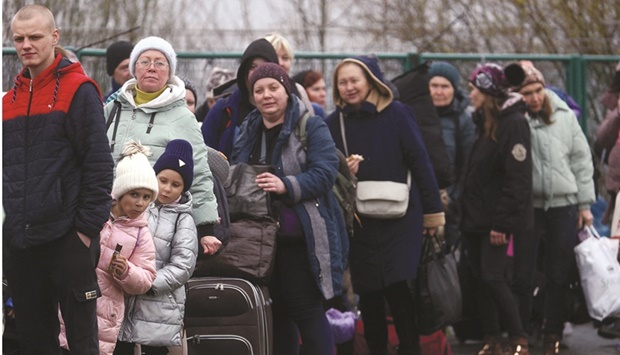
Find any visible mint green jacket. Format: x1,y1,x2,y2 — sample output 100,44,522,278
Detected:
105,76,218,225
529,89,594,210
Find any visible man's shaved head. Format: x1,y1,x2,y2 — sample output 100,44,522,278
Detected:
12,5,56,32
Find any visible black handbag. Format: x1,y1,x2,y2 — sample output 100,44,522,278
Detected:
224,163,273,221
415,235,462,335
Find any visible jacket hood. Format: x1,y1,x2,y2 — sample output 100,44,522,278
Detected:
333,55,394,112
237,38,279,98
154,191,194,215
472,92,526,129
231,95,307,163
9,54,99,107
111,210,149,228
501,92,526,112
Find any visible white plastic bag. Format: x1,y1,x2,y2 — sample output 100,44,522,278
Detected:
574,225,620,321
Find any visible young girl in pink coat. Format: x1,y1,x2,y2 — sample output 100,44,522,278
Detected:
60,141,159,355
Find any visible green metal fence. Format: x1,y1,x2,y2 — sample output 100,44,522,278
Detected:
3,47,619,135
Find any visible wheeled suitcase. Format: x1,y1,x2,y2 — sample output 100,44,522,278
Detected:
184,277,272,355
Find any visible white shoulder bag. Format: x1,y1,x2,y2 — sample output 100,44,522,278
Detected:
340,113,411,219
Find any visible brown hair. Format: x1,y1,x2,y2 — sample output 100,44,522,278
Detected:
535,94,553,125
301,70,323,88
482,96,503,141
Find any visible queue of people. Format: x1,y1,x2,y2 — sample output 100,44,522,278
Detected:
4,3,619,355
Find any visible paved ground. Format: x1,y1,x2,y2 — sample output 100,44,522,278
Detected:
448,322,620,355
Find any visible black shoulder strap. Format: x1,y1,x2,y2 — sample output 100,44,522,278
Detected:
294,111,311,151
173,212,183,234
146,112,156,134
106,100,121,130
108,101,122,152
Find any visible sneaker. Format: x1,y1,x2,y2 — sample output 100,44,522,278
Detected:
543,334,560,355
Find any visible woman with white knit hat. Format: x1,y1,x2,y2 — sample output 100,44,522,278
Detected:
104,36,223,259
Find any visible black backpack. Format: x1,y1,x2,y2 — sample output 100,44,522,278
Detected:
295,112,358,235
391,61,454,189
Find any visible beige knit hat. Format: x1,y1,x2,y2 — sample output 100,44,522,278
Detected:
112,140,159,201
515,65,545,91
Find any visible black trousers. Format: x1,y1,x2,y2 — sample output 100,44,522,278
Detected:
114,341,168,355
463,232,524,339
4,230,100,355
358,280,421,355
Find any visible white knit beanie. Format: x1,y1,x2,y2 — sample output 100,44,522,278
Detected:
129,36,177,78
112,141,159,201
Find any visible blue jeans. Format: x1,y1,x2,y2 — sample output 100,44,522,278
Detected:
269,241,334,355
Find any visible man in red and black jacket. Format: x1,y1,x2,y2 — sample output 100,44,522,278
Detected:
3,5,113,354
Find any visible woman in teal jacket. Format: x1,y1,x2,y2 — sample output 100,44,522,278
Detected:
104,36,222,254
515,64,595,354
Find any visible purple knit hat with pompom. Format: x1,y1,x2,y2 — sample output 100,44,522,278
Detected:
469,63,525,98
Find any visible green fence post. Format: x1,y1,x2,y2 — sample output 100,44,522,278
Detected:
405,52,419,72
567,56,587,133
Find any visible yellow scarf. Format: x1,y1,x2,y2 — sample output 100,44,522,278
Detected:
134,86,167,105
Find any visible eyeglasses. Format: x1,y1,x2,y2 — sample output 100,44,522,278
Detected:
136,60,169,70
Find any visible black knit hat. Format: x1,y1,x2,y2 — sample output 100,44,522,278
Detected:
153,139,194,192
249,62,291,95
106,41,134,76
181,77,197,103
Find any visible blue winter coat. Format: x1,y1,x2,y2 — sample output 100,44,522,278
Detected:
325,100,444,294
202,89,242,158
231,97,349,300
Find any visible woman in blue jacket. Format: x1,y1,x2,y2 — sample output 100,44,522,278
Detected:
325,56,445,355
231,63,348,355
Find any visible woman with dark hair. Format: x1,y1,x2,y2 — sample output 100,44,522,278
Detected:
462,63,532,355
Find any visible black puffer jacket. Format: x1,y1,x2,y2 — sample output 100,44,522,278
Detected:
3,54,114,249
460,94,533,236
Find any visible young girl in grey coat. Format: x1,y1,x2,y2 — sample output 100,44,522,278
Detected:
115,139,200,355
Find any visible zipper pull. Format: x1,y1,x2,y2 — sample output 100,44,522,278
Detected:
29,79,33,93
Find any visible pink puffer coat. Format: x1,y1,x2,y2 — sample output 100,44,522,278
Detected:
60,212,156,355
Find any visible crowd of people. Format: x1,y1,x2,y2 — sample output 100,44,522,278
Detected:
3,4,620,355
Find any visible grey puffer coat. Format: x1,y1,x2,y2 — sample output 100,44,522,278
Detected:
118,192,198,346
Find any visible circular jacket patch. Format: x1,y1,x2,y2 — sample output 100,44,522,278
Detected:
511,143,527,162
